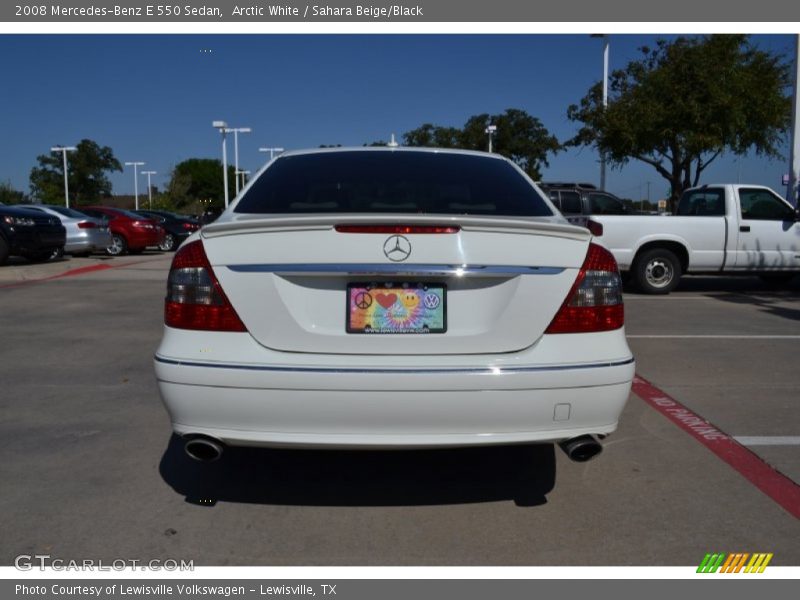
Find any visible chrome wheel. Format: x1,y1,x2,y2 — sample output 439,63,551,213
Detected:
644,258,674,289
159,234,176,252
107,234,126,256
633,247,682,294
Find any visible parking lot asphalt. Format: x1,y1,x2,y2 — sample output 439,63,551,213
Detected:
1,258,798,566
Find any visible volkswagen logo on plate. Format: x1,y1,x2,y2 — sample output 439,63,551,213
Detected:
383,235,412,262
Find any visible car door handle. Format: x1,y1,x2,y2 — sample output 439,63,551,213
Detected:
739,225,750,232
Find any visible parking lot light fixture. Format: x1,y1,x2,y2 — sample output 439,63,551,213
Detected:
213,121,230,207
225,127,252,197
50,145,76,208
258,146,285,161
141,171,157,209
124,161,145,210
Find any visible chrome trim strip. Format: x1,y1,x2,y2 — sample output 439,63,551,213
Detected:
225,263,565,276
154,355,634,375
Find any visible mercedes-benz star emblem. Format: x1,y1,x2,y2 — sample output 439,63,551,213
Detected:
383,235,412,262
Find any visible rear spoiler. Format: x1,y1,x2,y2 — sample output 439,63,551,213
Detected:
201,213,591,242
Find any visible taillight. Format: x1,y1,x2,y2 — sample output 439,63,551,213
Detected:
545,243,624,334
587,220,603,236
77,221,97,229
165,240,247,332
335,224,460,234
182,222,199,231
132,220,153,229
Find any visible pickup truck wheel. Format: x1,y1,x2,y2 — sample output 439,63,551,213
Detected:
634,248,681,294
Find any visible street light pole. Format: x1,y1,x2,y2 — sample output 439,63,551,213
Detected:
124,161,145,210
50,146,76,208
485,124,497,153
141,170,157,209
236,170,251,190
212,121,229,208
788,34,800,207
258,147,285,161
591,34,610,191
225,127,252,197
601,35,609,191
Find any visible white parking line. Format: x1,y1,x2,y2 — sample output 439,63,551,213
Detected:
624,296,716,300
733,436,800,446
627,335,800,339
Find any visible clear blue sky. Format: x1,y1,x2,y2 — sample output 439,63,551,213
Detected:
0,34,795,201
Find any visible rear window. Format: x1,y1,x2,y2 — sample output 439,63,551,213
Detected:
560,191,582,214
677,189,725,216
45,206,89,219
234,151,552,217
588,193,627,215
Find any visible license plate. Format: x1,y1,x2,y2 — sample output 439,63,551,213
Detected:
347,283,447,334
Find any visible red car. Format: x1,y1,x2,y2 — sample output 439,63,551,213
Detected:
79,206,165,256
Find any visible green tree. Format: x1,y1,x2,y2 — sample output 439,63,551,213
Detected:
29,139,122,205
402,109,560,179
567,35,792,207
403,124,462,148
0,180,27,204
165,158,235,209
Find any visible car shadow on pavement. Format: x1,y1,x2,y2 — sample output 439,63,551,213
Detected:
158,434,555,508
710,292,800,322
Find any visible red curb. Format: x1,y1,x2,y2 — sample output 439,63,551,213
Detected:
633,374,800,520
0,257,164,289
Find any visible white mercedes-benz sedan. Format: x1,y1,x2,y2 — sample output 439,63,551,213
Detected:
154,148,634,463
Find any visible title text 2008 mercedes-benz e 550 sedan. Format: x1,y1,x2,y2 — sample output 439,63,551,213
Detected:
154,148,635,463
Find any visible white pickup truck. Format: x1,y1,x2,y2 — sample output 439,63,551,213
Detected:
592,184,800,293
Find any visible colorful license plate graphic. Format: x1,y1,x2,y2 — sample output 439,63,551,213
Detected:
347,283,447,334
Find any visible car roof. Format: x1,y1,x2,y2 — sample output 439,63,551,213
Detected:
1,205,51,217
275,146,508,161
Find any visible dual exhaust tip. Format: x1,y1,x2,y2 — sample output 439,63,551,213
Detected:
184,436,224,462
183,434,603,463
558,434,603,462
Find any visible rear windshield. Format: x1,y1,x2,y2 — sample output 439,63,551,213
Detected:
677,189,725,216
114,209,150,220
46,205,91,219
234,151,552,217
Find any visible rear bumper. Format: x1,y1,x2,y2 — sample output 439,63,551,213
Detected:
8,226,66,253
121,228,163,248
154,330,635,449
65,229,114,253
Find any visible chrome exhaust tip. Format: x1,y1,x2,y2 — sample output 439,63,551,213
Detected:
558,435,603,462
184,436,224,462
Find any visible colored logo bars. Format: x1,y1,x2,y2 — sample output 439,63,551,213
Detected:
697,553,773,573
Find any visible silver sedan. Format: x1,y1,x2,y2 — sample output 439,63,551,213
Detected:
18,205,113,256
